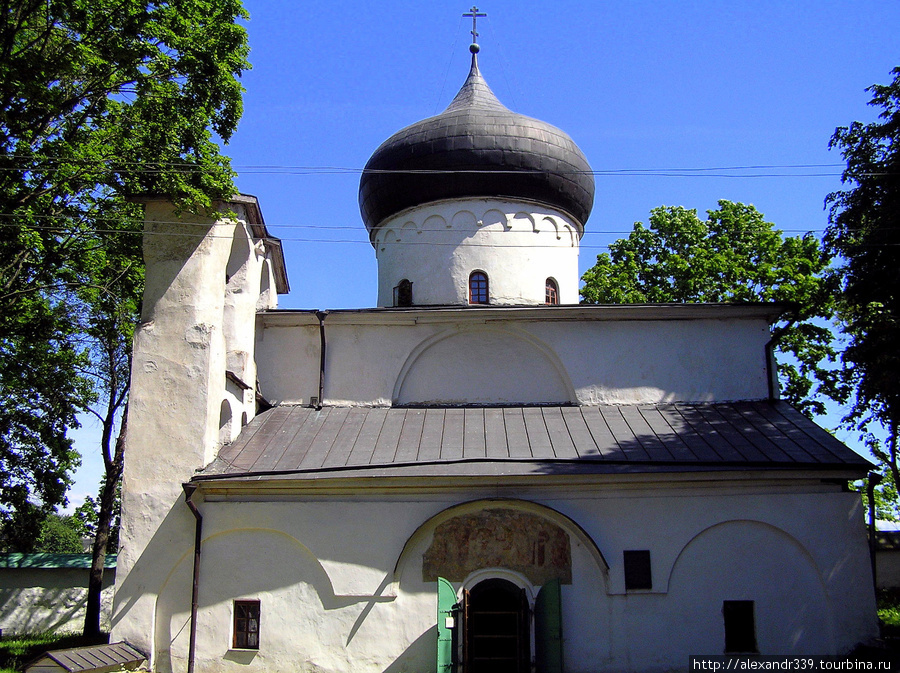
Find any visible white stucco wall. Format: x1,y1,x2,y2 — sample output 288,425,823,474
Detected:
139,474,874,673
373,198,582,306
113,199,281,657
256,306,774,407
0,567,116,635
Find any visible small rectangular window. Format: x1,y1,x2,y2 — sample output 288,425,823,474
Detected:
723,600,757,653
233,600,260,650
469,272,489,304
623,550,652,590
393,279,413,307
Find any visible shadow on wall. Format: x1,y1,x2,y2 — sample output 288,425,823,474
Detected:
152,525,399,673
382,626,436,673
0,573,116,634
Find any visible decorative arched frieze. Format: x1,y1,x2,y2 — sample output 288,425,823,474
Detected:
451,209,478,231
422,214,445,233
482,208,508,230
542,216,560,240
512,211,536,232
401,220,420,239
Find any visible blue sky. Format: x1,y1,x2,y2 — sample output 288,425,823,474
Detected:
64,0,900,510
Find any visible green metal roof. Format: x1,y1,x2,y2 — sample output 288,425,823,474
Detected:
0,553,116,569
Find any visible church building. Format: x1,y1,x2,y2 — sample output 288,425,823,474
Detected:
110,33,877,673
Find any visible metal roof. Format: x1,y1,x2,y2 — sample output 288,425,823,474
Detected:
25,642,144,673
358,54,595,231
196,402,869,482
0,553,116,570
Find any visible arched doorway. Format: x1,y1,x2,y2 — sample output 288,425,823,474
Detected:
463,578,530,673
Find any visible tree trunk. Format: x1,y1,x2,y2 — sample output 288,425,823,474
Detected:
83,413,126,638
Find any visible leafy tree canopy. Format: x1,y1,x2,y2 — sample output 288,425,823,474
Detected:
35,513,85,553
826,66,900,491
581,200,841,417
0,0,249,544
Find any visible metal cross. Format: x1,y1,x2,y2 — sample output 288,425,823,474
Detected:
463,6,487,45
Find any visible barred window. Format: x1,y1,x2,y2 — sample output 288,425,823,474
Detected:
233,600,260,650
469,271,489,304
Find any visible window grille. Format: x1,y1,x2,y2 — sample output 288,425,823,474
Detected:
469,271,489,304
233,600,260,650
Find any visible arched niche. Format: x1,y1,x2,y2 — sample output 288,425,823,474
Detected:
218,399,232,446
394,326,575,405
256,259,273,311
225,223,252,289
223,224,255,379
392,499,609,592
665,520,834,656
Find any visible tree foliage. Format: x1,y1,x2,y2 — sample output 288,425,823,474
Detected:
581,200,841,417
74,488,121,554
826,66,900,493
0,0,250,633
35,513,85,553
0,0,249,535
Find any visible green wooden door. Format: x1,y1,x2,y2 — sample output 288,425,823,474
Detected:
535,578,563,673
437,577,456,673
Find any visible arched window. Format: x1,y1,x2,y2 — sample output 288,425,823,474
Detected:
469,271,489,305
545,278,559,305
393,278,413,307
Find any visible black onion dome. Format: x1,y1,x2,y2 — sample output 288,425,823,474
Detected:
359,55,595,232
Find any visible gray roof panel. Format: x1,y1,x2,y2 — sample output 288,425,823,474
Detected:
196,402,869,482
26,643,145,673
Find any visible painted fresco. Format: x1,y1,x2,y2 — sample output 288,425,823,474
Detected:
422,508,572,584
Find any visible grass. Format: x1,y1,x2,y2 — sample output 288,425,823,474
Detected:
879,588,900,627
0,632,108,673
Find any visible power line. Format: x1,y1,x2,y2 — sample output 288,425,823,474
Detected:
0,216,831,236
0,154,876,179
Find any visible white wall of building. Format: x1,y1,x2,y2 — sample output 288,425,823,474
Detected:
372,199,582,306
113,199,281,657
140,475,874,673
256,307,773,408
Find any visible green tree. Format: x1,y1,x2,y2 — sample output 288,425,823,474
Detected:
826,66,900,496
581,200,841,417
0,303,86,549
35,513,85,553
74,220,140,637
74,489,120,555
0,0,250,634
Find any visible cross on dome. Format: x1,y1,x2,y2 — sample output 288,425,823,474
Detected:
463,6,486,53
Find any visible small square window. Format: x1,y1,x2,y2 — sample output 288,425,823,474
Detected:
623,550,652,590
723,600,757,653
233,600,260,650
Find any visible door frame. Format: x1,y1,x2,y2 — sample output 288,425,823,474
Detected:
458,569,536,672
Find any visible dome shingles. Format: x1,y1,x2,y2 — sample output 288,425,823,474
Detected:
359,56,595,232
